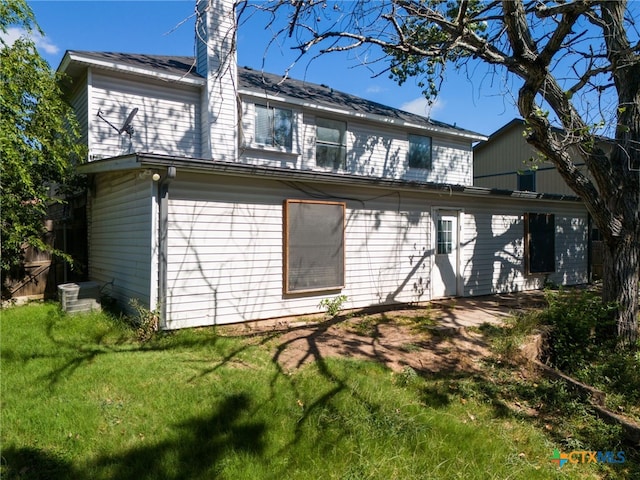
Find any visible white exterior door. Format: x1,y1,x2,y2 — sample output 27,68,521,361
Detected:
432,210,460,298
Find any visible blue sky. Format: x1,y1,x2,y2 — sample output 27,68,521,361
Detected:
24,0,521,136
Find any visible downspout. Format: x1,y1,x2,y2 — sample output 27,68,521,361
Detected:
158,166,176,328
587,212,593,284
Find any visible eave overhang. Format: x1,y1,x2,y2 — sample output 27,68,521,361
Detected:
78,153,582,203
58,51,205,86
239,89,487,142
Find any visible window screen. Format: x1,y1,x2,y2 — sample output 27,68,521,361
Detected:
525,213,555,274
316,118,346,170
283,199,345,294
255,105,293,148
408,134,432,169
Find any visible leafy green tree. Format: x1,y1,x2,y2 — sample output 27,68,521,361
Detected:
248,0,640,346
1,0,85,282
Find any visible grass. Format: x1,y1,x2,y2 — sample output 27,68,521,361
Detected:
0,302,636,479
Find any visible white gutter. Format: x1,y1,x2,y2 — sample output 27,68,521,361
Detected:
78,153,582,204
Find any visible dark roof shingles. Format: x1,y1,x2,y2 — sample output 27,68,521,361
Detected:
68,51,480,137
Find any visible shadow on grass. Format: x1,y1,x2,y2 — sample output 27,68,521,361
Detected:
1,394,264,480
0,447,76,480
264,310,640,478
0,307,279,390
5,302,637,478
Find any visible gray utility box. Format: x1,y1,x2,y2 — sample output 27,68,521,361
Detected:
58,281,101,314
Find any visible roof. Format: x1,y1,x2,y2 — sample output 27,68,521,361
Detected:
60,50,486,141
59,51,204,85
473,117,615,155
238,67,483,138
472,118,526,153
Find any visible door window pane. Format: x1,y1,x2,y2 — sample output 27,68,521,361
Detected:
437,219,453,255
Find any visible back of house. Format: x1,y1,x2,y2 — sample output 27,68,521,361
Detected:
58,0,590,328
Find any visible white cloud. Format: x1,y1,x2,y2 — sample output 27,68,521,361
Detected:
1,27,59,55
0,27,23,46
365,85,385,94
400,96,445,118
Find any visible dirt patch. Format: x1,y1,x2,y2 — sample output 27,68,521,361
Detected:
219,292,552,374
223,309,494,375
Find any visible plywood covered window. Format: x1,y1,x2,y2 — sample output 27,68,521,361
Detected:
525,213,555,274
283,199,345,294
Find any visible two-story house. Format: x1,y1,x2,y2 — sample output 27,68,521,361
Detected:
58,0,590,329
472,118,606,195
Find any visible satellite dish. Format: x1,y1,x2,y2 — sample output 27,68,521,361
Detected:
119,108,138,136
96,107,138,138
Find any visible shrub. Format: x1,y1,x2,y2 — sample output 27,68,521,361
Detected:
318,295,348,318
128,298,159,342
541,289,617,371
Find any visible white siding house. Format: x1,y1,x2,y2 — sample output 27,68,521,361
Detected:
60,0,590,329
87,170,158,309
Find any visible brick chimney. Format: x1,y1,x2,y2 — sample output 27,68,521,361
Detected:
195,0,238,161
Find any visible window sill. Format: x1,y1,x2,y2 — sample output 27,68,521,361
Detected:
313,161,348,173
243,144,299,157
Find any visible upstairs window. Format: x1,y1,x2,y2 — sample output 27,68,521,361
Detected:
518,171,536,191
525,213,555,274
408,134,432,170
316,118,346,170
255,105,293,148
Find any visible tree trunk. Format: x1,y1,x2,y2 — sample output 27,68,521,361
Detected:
602,227,640,347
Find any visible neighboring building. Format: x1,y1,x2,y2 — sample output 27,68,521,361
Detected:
473,118,593,195
58,0,590,329
473,118,605,279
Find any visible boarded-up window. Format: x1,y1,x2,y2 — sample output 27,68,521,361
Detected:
283,199,345,294
525,213,555,274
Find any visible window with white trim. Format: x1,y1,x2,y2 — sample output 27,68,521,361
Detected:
408,134,432,170
255,104,293,148
316,118,346,170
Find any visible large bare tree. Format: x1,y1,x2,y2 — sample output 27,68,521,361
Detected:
241,0,639,346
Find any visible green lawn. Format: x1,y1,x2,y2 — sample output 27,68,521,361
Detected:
0,303,633,479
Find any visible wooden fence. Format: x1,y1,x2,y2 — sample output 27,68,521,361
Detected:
2,199,87,301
